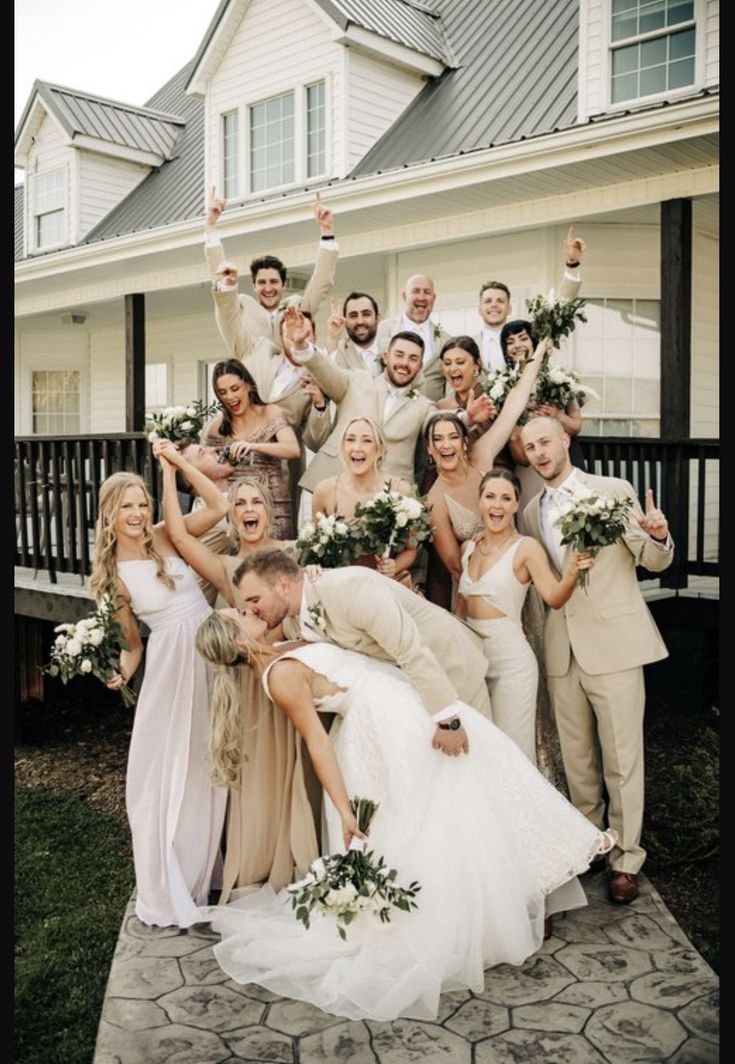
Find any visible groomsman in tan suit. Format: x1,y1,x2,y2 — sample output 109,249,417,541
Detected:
235,550,492,755
281,308,438,493
377,275,451,402
327,292,384,377
474,228,585,374
204,187,338,354
520,417,674,904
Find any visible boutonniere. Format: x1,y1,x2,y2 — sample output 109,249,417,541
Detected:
307,602,328,633
432,322,443,341
405,387,420,401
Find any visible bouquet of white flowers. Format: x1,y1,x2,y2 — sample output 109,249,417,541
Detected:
526,290,587,349
352,484,432,559
296,512,364,568
43,593,136,706
553,486,634,592
534,365,599,411
146,400,218,444
481,362,528,423
287,797,421,941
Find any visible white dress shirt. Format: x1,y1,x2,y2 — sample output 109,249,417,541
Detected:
382,381,409,420
539,469,579,570
355,341,383,377
480,328,506,373
270,354,305,402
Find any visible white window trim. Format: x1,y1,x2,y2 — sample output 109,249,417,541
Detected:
24,363,90,436
220,109,240,200
582,0,706,120
305,78,328,181
29,164,70,254
218,77,331,200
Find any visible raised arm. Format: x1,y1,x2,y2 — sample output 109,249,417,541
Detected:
557,225,585,300
155,444,235,603
283,306,351,402
267,659,363,848
469,340,547,473
300,193,338,317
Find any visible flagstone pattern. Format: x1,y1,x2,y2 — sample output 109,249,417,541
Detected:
94,873,718,1063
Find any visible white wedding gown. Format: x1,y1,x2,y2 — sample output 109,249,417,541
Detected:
208,642,605,1021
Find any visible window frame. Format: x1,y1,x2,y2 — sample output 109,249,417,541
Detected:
31,166,68,252
29,367,83,436
603,0,704,110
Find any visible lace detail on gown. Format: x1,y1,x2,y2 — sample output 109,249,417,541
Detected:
444,492,483,542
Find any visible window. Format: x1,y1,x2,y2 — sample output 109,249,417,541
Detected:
33,169,66,249
250,91,295,193
145,363,169,410
31,370,80,434
221,111,240,199
570,298,660,437
306,81,325,178
198,360,222,405
610,0,696,104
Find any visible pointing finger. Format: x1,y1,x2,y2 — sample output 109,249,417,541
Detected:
646,488,655,513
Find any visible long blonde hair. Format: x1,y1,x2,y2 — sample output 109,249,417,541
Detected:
90,472,175,601
195,612,270,787
227,477,275,551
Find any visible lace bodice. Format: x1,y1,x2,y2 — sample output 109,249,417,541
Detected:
458,539,528,622
118,557,210,630
444,493,483,543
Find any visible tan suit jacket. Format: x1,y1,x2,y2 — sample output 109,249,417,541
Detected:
523,470,673,677
206,238,338,353
377,318,451,403
304,567,491,717
291,346,436,491
332,337,383,376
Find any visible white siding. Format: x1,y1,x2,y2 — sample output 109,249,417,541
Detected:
346,50,424,172
206,0,342,191
77,151,150,241
704,0,720,86
89,326,125,433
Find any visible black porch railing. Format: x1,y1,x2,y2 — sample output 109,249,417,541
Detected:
14,433,719,590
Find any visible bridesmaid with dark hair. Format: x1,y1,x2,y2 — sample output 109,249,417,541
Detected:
202,358,300,538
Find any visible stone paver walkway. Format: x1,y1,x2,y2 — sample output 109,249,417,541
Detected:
94,871,718,1063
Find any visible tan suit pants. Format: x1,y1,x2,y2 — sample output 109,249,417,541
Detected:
548,656,645,874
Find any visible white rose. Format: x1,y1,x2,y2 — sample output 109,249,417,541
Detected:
549,367,566,383
324,889,343,908
395,512,408,528
299,522,315,539
65,639,82,658
311,858,327,880
148,430,160,442
54,623,74,633
173,406,186,416
80,659,93,674
341,882,357,902
490,383,504,400
54,634,67,648
185,406,197,417
402,498,423,519
88,629,104,647
319,535,329,546
335,522,348,535
180,420,194,433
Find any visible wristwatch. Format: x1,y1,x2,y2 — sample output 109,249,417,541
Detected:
438,717,462,731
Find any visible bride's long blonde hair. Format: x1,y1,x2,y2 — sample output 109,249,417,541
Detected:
90,472,175,601
195,611,271,787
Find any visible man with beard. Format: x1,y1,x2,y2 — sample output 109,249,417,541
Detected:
326,292,383,377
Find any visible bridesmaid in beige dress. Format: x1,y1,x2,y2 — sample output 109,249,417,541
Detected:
156,440,320,901
202,359,300,539
311,417,419,587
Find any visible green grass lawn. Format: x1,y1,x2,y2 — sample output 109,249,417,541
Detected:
15,786,135,1064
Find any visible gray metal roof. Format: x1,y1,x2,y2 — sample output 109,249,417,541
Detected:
18,81,185,159
352,0,579,176
83,62,204,243
313,0,452,63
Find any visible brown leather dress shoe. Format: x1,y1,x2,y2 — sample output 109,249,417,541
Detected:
543,915,553,940
609,871,639,903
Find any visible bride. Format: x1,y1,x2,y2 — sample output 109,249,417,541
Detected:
196,610,616,1023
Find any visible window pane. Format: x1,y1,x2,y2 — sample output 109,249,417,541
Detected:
668,56,695,88
35,169,65,212
641,36,667,66
611,71,639,102
145,363,169,409
612,0,636,13
32,370,81,435
639,0,666,35
667,1,693,26
307,81,325,178
641,64,667,95
221,111,239,199
250,92,294,192
670,26,695,59
612,44,639,75
611,13,638,40
36,209,65,248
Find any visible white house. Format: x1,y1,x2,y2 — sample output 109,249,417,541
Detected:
14,0,719,627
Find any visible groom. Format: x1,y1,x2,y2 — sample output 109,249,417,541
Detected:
234,550,492,757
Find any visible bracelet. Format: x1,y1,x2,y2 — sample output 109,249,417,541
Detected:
321,234,336,241
565,260,580,268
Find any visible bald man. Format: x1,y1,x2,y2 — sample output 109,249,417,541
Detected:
520,416,674,904
377,274,450,402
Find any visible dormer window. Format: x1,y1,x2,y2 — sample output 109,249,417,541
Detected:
610,0,696,105
34,168,66,250
219,79,327,198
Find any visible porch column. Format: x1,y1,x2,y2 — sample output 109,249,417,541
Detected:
660,198,691,590
125,293,146,432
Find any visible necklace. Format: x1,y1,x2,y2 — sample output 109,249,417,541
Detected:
477,532,515,557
